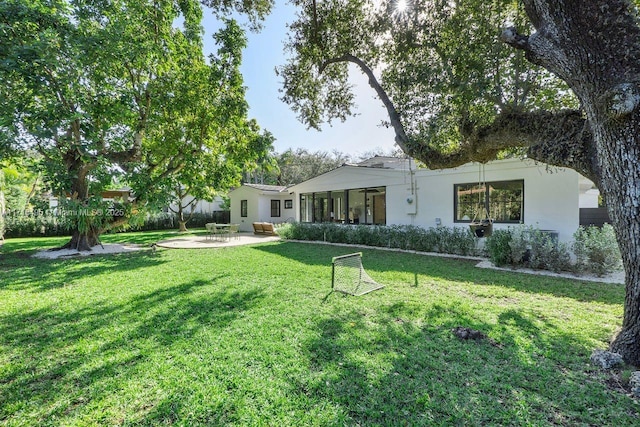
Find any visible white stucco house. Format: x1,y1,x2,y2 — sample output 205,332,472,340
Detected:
229,157,601,243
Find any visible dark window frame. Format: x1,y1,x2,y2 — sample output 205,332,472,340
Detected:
240,199,248,217
454,179,524,224
284,199,293,209
299,187,386,225
270,199,281,217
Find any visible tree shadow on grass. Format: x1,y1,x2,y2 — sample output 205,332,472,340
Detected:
0,277,264,424
0,236,71,253
296,303,638,426
0,250,168,292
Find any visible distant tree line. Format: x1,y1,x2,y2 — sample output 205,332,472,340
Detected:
243,146,405,186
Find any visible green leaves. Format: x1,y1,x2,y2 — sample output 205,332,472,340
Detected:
1,0,273,240
281,0,578,155
138,18,272,209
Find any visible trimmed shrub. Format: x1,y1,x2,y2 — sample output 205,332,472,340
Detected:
526,227,572,273
279,222,481,257
487,225,579,273
2,210,230,238
485,229,513,267
573,224,622,276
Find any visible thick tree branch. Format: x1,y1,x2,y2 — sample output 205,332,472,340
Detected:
319,53,411,155
407,108,598,185
319,54,598,183
500,27,529,50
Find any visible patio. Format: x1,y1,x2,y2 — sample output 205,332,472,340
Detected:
156,232,280,249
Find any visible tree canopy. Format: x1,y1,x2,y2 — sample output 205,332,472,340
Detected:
279,0,595,176
0,0,273,249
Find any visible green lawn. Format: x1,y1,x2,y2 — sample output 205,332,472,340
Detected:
1,233,637,426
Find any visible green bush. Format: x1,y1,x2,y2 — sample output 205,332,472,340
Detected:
485,229,513,266
279,222,481,256
507,226,528,265
487,225,602,274
2,210,230,238
4,212,73,238
573,224,622,276
434,226,479,256
526,227,572,273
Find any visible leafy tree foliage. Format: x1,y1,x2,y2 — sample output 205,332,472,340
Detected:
244,147,403,186
0,169,4,240
272,148,350,185
1,155,47,215
281,0,640,364
280,0,579,168
244,148,350,186
0,0,273,250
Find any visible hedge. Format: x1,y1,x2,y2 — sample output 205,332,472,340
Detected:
2,211,230,238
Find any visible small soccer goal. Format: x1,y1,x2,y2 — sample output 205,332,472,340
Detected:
331,252,384,296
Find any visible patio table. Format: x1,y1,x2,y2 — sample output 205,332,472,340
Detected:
205,223,237,241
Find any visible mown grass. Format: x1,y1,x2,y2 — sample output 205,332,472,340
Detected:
0,233,637,426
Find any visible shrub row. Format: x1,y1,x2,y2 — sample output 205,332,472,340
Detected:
485,224,622,276
2,214,73,238
279,222,623,277
485,226,572,273
1,211,230,238
277,223,481,256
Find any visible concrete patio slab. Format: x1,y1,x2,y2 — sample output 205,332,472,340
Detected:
156,232,280,249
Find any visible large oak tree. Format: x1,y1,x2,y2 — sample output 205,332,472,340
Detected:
280,0,640,364
0,0,273,250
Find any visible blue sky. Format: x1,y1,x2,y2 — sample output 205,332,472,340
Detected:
202,1,397,157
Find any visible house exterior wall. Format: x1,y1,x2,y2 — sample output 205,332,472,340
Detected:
384,159,581,243
290,166,405,194
229,186,293,232
287,159,583,243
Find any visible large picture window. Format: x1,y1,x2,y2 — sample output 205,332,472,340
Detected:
240,200,248,217
454,180,523,223
271,200,281,217
299,187,386,225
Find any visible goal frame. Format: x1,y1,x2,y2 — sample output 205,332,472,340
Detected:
331,252,384,296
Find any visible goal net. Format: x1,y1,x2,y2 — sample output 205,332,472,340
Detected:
331,252,384,296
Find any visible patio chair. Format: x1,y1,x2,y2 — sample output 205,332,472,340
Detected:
261,222,278,235
205,223,216,240
252,222,264,234
214,224,230,241
229,223,240,240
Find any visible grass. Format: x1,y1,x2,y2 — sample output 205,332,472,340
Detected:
1,232,638,426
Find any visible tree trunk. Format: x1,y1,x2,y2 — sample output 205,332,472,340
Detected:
176,201,189,232
501,0,640,364
172,190,198,233
60,154,104,251
60,228,101,252
22,172,40,216
591,116,640,365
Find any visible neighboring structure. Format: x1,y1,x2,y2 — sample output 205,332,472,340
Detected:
167,195,227,215
228,156,600,243
49,188,132,210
